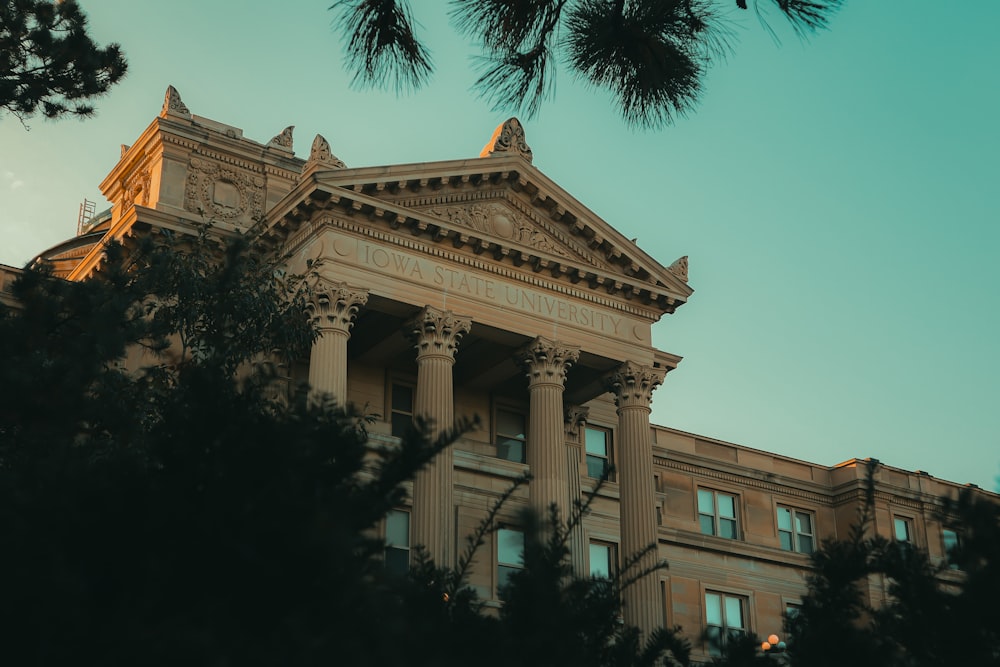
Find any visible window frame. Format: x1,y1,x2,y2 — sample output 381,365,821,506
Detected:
942,527,960,569
704,591,748,657
384,508,410,576
697,488,740,540
893,515,914,543
584,425,614,480
495,406,528,464
496,527,525,594
588,540,618,580
776,505,816,554
388,380,415,439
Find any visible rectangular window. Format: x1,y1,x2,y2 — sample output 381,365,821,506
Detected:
496,409,527,463
698,489,739,539
497,527,524,592
589,541,616,579
390,382,414,438
942,528,960,569
384,509,410,576
777,506,815,554
584,426,612,479
893,516,913,543
705,592,747,656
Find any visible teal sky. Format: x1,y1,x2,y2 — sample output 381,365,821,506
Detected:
2,1,997,490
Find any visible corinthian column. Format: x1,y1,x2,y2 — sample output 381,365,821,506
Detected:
306,282,369,405
405,306,472,567
605,361,667,637
516,337,580,526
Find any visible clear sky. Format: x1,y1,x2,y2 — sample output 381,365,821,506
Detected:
2,1,998,490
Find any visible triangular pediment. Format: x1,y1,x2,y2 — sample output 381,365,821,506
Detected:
266,153,693,313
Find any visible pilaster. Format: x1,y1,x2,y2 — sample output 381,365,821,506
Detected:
565,404,590,575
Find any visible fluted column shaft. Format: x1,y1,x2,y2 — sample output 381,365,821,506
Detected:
406,306,472,568
307,283,368,405
606,361,667,637
517,337,580,526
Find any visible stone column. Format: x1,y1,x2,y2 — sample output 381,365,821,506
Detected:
605,361,667,636
516,337,580,527
405,306,472,567
565,405,590,575
306,282,369,405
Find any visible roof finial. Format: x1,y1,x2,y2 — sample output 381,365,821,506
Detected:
667,256,689,283
304,134,346,170
161,85,190,118
268,125,294,151
480,118,532,162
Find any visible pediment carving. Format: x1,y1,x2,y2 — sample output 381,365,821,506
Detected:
424,202,573,259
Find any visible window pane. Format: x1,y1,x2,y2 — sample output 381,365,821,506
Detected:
498,438,525,463
706,626,722,656
717,494,736,519
391,384,412,412
894,517,911,542
705,593,722,625
697,490,714,514
943,528,958,552
386,510,409,546
720,518,737,540
795,512,813,535
586,455,607,479
498,528,524,566
497,564,518,591
497,410,525,438
385,547,409,576
779,530,793,551
589,543,612,578
725,596,744,629
777,507,792,531
798,534,814,554
391,412,411,438
585,428,608,456
700,515,716,536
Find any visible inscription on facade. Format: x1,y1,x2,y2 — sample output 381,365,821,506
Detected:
326,233,647,342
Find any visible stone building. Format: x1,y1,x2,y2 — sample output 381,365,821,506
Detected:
15,87,989,662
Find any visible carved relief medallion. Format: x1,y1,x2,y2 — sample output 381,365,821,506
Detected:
183,156,265,221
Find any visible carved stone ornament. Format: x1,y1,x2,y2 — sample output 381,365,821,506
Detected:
426,203,570,258
183,156,265,221
268,125,294,150
306,282,369,333
516,336,581,388
161,85,190,118
564,404,590,437
121,164,152,211
405,306,472,361
604,361,667,410
479,118,533,163
667,255,689,283
305,134,347,170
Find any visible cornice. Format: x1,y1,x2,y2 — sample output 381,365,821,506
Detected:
656,457,833,506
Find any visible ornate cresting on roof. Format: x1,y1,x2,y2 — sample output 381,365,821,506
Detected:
268,125,295,151
667,255,689,283
479,117,533,162
160,85,190,118
305,134,347,170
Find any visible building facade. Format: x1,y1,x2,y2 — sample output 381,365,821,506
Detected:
17,87,989,661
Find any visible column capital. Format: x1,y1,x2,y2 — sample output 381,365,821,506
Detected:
405,305,472,362
307,282,369,334
564,404,590,438
604,361,667,410
516,336,580,389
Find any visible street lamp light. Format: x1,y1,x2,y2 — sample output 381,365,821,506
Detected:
761,633,787,655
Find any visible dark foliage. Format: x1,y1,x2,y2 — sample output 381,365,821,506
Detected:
0,0,126,123
329,0,842,129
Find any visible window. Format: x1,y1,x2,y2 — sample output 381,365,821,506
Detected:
698,489,739,539
893,516,913,543
942,528,960,569
390,382,414,438
777,506,815,554
705,592,747,656
384,509,410,576
585,426,612,479
497,528,524,591
496,409,527,463
589,541,617,579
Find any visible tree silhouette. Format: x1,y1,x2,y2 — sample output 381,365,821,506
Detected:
330,0,842,129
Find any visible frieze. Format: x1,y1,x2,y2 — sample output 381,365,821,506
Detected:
184,156,265,221
424,202,571,259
